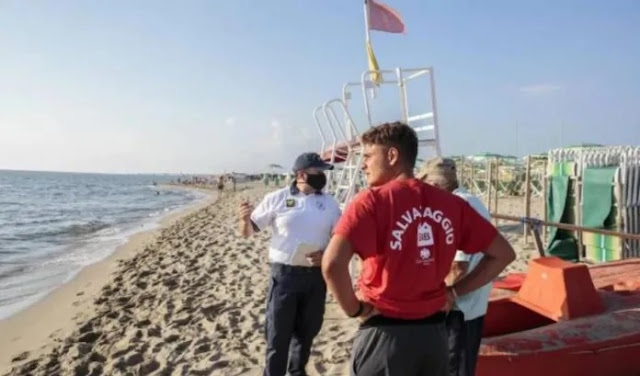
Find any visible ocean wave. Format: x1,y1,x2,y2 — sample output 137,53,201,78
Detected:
67,220,111,236
0,171,200,319
9,220,112,241
9,217,63,228
0,264,30,282
0,201,24,207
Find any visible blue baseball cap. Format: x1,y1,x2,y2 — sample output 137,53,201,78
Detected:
292,152,334,172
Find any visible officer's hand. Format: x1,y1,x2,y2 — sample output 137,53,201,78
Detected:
305,250,323,266
238,201,254,221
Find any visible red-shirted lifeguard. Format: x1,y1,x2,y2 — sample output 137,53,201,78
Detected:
321,122,516,376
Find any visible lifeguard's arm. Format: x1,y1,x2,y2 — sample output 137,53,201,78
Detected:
322,193,376,317
450,200,515,296
446,260,469,286
322,235,361,316
446,249,471,285
452,233,514,296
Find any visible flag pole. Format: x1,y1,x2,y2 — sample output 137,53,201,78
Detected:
363,0,378,97
364,0,371,45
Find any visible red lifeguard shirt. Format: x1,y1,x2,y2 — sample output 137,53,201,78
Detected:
333,178,498,319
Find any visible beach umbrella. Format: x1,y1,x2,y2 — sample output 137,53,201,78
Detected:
467,152,502,163
267,164,285,176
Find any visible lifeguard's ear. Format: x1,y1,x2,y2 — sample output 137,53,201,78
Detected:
387,147,400,166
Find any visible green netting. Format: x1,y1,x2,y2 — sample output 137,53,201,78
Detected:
546,174,578,260
549,162,574,176
546,162,580,260
581,167,617,228
581,167,618,261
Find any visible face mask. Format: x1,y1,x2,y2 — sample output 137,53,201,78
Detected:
305,172,327,191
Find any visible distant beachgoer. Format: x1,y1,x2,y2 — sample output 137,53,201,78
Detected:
321,122,515,376
263,174,270,187
217,176,224,192
418,158,493,376
238,152,341,376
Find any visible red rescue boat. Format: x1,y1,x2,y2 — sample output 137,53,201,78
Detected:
478,258,640,376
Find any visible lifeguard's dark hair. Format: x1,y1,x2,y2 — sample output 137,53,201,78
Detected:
360,121,419,169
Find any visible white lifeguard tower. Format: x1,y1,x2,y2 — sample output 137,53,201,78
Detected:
314,66,442,210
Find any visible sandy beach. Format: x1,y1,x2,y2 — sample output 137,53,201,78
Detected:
0,188,218,375
2,185,540,376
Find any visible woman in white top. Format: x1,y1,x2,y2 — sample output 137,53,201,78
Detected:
418,157,494,376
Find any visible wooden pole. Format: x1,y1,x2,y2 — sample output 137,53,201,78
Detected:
542,160,549,243
486,160,493,210
490,213,640,241
470,162,475,195
615,169,624,256
524,156,532,242
460,156,465,189
493,160,499,225
531,225,545,258
576,175,584,261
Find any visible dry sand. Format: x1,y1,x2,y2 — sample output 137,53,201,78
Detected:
1,185,539,376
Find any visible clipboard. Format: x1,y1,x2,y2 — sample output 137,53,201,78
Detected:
290,242,321,267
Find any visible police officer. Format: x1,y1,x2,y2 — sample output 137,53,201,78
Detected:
238,152,341,376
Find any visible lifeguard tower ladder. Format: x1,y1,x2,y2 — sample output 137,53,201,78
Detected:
314,66,442,209
314,99,364,209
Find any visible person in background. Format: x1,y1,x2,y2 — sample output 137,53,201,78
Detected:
229,174,237,192
418,158,493,376
238,152,342,376
321,122,515,376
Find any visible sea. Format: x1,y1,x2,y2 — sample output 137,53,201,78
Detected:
0,170,208,320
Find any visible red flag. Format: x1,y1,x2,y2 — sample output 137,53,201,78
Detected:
367,0,405,34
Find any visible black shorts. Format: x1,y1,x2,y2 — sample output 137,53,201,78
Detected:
351,313,448,376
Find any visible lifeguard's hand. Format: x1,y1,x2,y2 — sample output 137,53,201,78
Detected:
306,250,323,266
358,301,380,322
238,201,254,221
442,286,457,312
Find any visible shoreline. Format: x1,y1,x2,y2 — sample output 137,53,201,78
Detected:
1,186,538,376
0,187,218,372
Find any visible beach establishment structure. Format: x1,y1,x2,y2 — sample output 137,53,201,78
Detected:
454,153,547,199
545,145,640,262
445,144,640,264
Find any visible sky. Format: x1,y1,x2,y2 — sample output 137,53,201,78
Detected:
1,0,639,174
